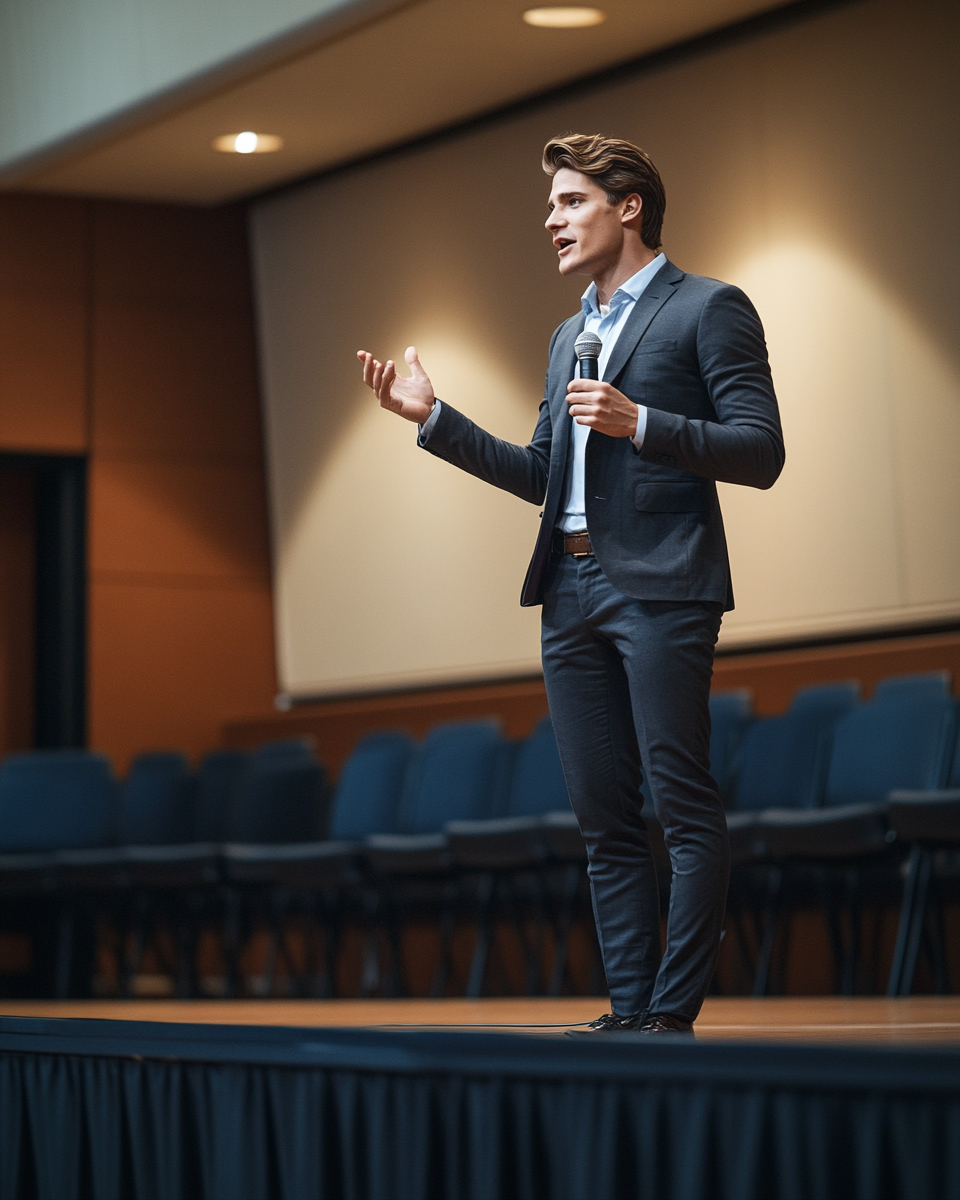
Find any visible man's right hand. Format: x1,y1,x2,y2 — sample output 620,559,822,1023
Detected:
357,345,436,424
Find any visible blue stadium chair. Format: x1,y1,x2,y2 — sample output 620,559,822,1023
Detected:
362,721,508,996
220,732,414,996
366,721,508,870
744,695,956,994
444,717,570,997
250,738,316,770
709,688,754,803
722,683,860,993
118,752,192,845
886,714,960,995
57,749,248,999
871,670,951,705
0,752,118,852
227,760,330,845
0,752,119,997
192,749,249,842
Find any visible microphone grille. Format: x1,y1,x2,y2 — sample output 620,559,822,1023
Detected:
575,331,602,360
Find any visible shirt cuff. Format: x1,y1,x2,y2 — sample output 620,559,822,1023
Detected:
631,404,648,451
417,398,441,444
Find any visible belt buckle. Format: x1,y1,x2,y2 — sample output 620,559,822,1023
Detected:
570,533,592,559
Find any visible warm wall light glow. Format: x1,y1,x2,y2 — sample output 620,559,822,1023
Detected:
522,6,606,28
212,131,283,154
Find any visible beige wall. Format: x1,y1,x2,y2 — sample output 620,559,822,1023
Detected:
251,0,960,698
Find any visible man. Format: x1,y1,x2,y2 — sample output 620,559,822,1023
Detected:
358,134,783,1033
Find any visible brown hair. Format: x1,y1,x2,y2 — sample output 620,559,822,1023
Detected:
542,133,666,250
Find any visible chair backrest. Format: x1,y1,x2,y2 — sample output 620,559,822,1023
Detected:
251,738,315,770
789,681,861,717
824,698,957,808
947,716,960,790
709,689,754,800
117,752,191,845
192,750,249,841
505,717,571,818
399,721,507,834
0,752,118,851
871,671,952,705
228,762,331,844
731,711,837,812
329,732,415,840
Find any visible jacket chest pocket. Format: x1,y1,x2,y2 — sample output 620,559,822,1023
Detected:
634,481,707,513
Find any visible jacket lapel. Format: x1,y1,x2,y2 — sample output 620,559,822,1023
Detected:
602,259,684,385
547,312,585,463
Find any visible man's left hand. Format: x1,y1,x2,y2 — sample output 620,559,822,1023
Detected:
565,379,639,438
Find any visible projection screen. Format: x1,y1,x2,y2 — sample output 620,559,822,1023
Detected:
250,0,960,700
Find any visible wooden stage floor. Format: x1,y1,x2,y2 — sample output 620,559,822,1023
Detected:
3,996,959,1044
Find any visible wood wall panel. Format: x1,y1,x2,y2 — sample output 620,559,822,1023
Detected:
0,195,88,452
0,465,35,756
91,304,261,457
92,203,253,305
223,630,960,779
90,581,276,770
90,457,270,582
86,199,277,773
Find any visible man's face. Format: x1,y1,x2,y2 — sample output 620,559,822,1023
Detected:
545,167,631,278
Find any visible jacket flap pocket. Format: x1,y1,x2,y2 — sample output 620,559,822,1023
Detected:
635,338,678,354
634,481,707,512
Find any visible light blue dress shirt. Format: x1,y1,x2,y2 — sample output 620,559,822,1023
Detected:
558,252,665,533
419,252,666,534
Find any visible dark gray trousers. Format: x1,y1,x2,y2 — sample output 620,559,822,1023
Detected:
540,553,728,1022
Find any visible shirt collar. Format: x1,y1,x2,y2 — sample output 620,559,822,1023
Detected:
580,252,667,316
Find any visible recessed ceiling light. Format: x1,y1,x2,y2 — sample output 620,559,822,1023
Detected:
212,132,283,154
522,6,606,28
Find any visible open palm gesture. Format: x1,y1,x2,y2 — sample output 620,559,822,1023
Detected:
357,345,435,424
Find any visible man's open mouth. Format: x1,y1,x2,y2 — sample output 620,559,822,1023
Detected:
556,238,575,252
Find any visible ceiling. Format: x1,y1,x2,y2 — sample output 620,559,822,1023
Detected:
12,0,785,206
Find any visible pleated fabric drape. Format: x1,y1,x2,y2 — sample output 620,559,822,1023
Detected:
2,1019,959,1200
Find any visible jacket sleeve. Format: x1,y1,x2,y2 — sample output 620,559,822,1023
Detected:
418,396,553,506
639,285,785,489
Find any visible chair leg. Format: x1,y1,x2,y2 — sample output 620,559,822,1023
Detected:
925,879,950,995
466,873,496,999
430,879,459,998
359,888,382,998
752,867,783,998
501,873,541,997
311,892,342,999
547,864,582,997
898,849,933,997
54,905,75,999
888,845,922,996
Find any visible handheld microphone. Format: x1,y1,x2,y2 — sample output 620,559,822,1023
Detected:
574,331,602,381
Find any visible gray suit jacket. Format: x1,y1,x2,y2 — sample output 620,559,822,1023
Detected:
419,259,784,609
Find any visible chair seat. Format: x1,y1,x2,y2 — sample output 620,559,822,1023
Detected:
726,811,764,864
221,840,364,886
71,844,223,892
887,789,960,843
364,833,452,875
444,816,547,871
55,846,130,889
752,804,891,859
0,852,59,895
539,810,586,861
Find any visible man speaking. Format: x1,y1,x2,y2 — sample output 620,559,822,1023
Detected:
358,134,784,1034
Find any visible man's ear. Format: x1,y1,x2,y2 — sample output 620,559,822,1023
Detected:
621,193,643,230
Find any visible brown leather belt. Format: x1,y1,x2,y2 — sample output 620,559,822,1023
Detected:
553,530,594,558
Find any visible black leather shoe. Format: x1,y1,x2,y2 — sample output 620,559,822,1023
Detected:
564,1012,644,1036
639,1013,694,1035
